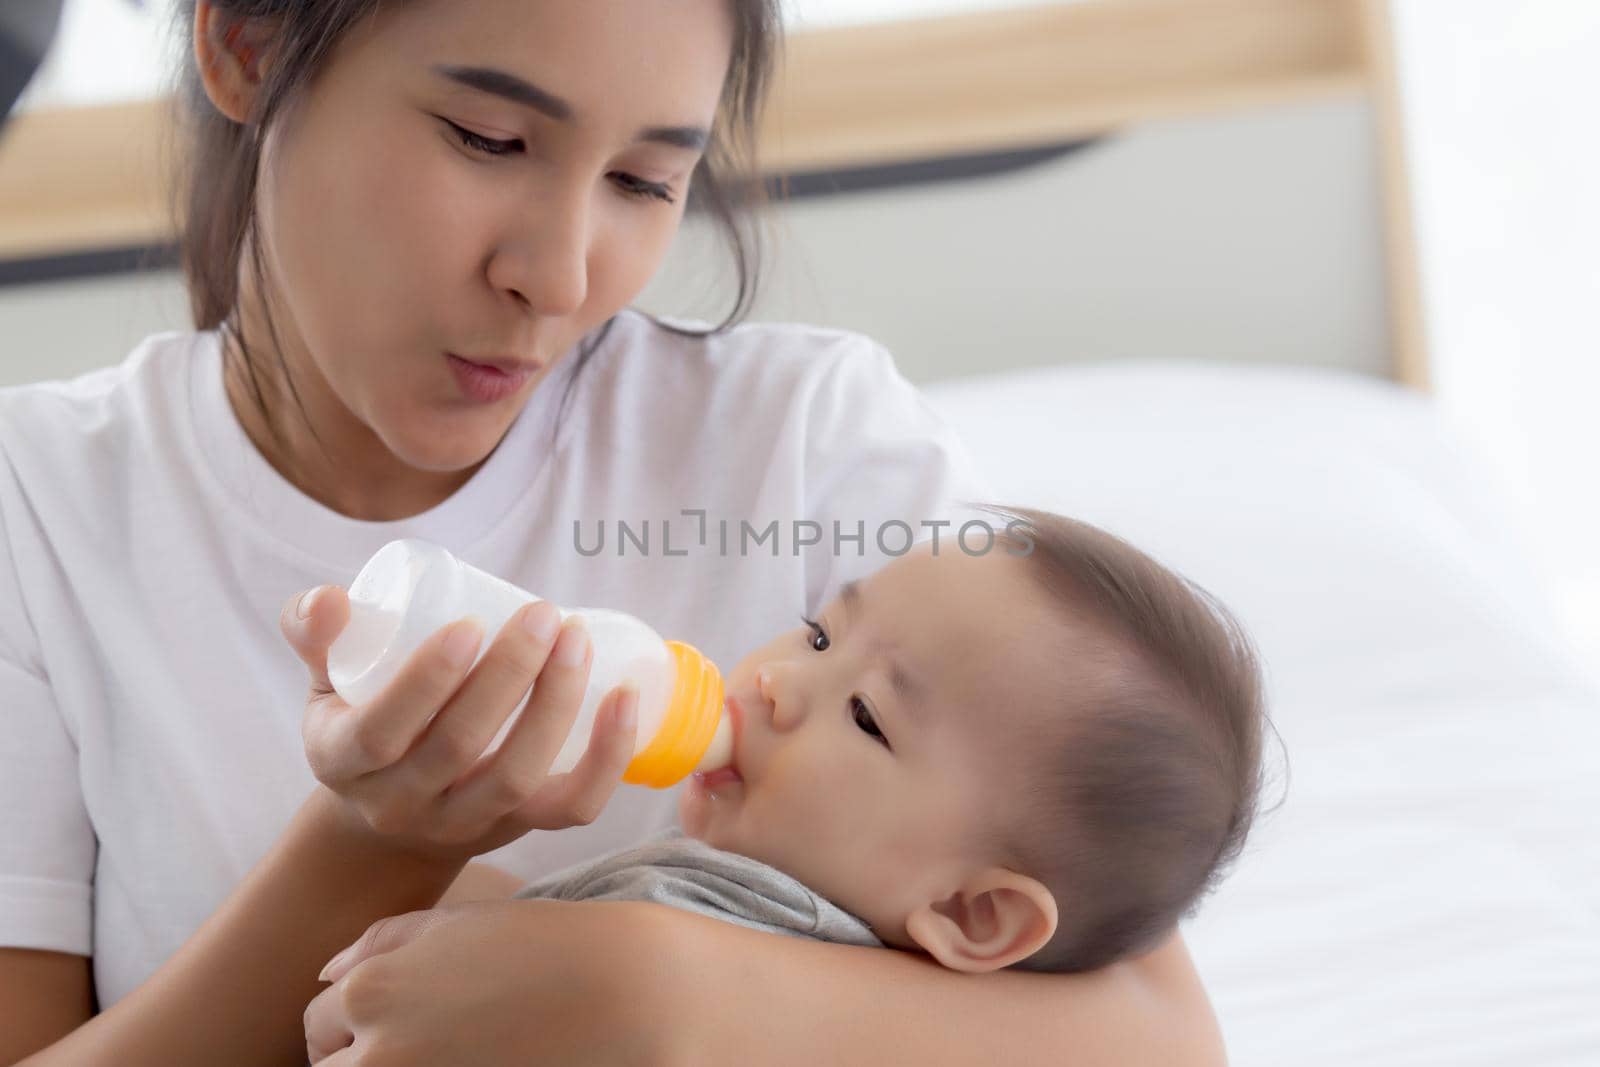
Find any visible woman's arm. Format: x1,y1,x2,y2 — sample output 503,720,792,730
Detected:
21,587,638,1067
661,913,1226,1067
437,862,525,905
23,788,463,1067
300,898,1222,1066
0,950,93,1064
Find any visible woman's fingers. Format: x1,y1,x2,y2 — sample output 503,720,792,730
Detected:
494,684,639,834
401,601,565,795
438,625,606,826
303,980,355,1064
279,586,351,699
306,908,478,1063
320,909,443,984
306,909,443,1061
305,615,484,784
290,584,641,852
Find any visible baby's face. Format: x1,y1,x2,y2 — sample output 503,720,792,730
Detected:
678,541,1061,947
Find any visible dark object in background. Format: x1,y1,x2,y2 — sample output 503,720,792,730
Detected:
1,0,67,127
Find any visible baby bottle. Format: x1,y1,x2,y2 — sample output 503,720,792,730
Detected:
326,539,732,788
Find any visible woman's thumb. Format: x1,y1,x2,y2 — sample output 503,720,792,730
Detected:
280,585,350,694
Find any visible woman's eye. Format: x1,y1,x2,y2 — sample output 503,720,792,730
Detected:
611,172,677,205
443,119,520,157
852,697,888,746
441,119,675,204
801,615,830,652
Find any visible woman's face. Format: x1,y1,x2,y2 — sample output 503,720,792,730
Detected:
251,0,733,474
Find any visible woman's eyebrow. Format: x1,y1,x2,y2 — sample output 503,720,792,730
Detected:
431,64,710,151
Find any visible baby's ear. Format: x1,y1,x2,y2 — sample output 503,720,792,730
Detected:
904,868,1058,973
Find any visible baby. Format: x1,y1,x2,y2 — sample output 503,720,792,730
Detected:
514,506,1266,974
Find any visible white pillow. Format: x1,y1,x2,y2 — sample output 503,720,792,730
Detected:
923,361,1600,1067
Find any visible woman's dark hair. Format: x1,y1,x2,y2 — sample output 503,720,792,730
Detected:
168,0,782,458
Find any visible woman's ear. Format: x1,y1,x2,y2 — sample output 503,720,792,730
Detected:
193,1,277,124
903,868,1059,973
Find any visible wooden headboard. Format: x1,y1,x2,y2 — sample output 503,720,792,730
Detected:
0,0,1425,387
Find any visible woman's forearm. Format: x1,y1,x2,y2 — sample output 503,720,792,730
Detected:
668,916,1226,1067
25,788,464,1067
437,861,525,905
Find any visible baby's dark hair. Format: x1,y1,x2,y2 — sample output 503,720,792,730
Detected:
976,506,1267,974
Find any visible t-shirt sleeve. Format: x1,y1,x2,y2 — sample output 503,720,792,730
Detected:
800,338,997,612
0,449,95,956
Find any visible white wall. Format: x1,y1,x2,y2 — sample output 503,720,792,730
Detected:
637,96,1387,383
14,0,182,111
0,270,190,385
1390,0,1600,674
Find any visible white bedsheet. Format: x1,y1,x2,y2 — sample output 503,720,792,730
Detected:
922,362,1600,1066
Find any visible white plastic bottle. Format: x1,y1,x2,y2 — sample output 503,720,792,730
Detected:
326,539,732,788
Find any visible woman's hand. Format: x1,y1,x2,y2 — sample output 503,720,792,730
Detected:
279,585,640,863
303,899,686,1066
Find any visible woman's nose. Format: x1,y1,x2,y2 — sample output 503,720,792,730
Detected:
487,195,590,318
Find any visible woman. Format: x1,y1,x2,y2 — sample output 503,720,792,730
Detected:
0,1,1226,1063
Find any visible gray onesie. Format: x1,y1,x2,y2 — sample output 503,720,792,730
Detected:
513,826,883,949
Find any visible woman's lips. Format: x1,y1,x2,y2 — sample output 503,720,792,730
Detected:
446,353,535,403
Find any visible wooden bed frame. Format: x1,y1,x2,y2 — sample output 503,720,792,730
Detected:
0,0,1426,387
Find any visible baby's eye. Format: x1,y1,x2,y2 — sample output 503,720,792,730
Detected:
800,615,830,652
851,697,888,746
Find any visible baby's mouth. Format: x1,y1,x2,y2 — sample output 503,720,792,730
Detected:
694,765,743,789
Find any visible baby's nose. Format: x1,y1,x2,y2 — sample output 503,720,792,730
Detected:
756,665,795,728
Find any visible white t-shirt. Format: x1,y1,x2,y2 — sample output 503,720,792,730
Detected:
0,309,990,1009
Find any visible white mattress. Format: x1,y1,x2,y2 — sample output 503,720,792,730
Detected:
922,362,1600,1066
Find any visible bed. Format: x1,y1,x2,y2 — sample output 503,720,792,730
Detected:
924,361,1600,1065
3,1,1597,1060
723,2,1600,1060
